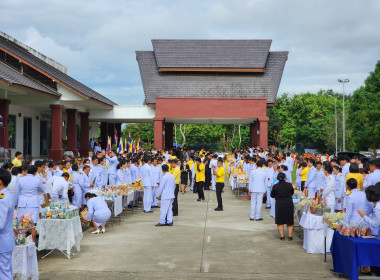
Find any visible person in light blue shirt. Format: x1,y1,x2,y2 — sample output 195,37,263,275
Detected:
343,178,366,223
129,158,140,183
80,165,93,208
14,166,45,224
0,169,14,280
155,164,175,226
248,160,267,221
305,159,317,197
140,157,154,213
84,193,111,234
365,159,380,189
116,161,126,185
106,150,118,185
71,164,82,208
151,158,162,208
358,183,380,236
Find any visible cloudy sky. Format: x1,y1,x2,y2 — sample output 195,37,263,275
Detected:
0,0,379,105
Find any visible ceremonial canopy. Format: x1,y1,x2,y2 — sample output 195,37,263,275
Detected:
136,40,288,149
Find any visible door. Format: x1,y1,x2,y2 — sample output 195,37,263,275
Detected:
23,117,32,155
40,120,48,155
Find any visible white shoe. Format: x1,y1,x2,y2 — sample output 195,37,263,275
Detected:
101,228,106,234
91,230,100,234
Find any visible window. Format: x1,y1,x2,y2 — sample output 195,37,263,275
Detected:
8,115,16,149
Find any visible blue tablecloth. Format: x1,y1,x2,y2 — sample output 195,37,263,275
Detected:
331,230,380,280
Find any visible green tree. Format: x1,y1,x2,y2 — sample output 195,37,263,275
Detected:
348,60,380,158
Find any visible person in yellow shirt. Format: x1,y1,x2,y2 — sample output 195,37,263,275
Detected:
171,160,180,216
212,159,225,211
345,163,364,191
12,151,22,167
194,157,205,201
299,162,309,191
168,159,173,174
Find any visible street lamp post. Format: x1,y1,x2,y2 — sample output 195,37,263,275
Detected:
328,96,338,156
338,79,349,152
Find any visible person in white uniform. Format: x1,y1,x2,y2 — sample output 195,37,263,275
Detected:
0,169,14,280
50,173,71,202
322,165,335,213
248,160,267,221
71,164,82,208
84,193,111,234
140,157,154,213
333,166,344,211
155,164,175,226
315,161,326,195
305,159,317,197
265,160,274,209
210,154,218,191
285,153,294,173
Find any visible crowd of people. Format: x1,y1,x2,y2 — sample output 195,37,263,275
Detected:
0,144,380,278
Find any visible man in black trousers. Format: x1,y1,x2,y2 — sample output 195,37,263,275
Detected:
204,153,211,190
212,158,225,211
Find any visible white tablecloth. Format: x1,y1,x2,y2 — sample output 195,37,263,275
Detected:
12,242,39,280
36,216,83,258
299,212,333,254
126,190,135,205
114,195,123,217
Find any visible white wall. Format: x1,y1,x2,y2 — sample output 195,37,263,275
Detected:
89,122,99,139
9,105,51,158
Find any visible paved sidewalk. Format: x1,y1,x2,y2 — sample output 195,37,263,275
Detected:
38,183,337,280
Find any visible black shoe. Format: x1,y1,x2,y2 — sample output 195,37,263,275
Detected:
195,199,201,202
201,198,205,201
265,206,271,209
256,218,263,221
250,218,255,221
280,237,285,240
155,223,166,226
166,222,173,226
214,208,223,211
288,237,293,241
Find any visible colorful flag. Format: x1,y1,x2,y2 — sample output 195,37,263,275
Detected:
114,128,118,146
106,136,111,156
124,138,127,152
129,140,133,153
133,142,136,154
136,137,140,151
128,133,132,151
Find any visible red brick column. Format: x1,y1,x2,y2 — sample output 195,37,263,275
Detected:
153,118,164,150
165,122,173,150
258,118,269,149
66,109,78,156
250,122,259,147
49,104,64,160
79,112,89,157
0,99,11,160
